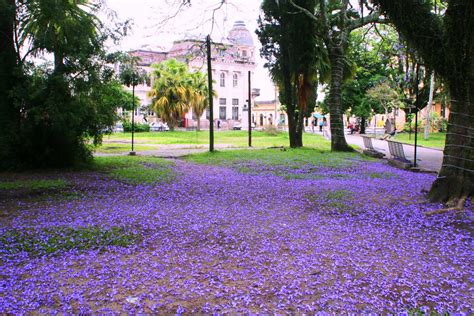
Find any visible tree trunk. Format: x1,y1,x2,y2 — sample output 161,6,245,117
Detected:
428,87,473,204
360,117,366,134
287,107,298,148
197,118,201,131
328,45,354,152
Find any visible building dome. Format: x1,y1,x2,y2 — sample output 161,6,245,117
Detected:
227,21,254,47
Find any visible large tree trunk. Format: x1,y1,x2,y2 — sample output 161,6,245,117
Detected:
197,118,200,131
427,0,474,204
328,46,354,152
428,81,474,203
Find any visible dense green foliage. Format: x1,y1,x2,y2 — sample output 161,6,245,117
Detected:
0,0,125,169
339,28,401,132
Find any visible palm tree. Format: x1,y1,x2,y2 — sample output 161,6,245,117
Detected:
20,0,100,74
186,71,211,131
148,59,190,131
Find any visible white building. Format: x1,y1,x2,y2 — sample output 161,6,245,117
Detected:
126,21,257,130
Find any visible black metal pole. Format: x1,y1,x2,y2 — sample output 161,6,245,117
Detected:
248,71,252,147
206,35,214,152
414,68,419,168
131,83,135,154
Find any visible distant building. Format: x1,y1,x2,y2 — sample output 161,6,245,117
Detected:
124,21,257,129
253,100,288,128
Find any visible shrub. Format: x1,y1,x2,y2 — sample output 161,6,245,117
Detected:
263,125,280,136
122,121,150,132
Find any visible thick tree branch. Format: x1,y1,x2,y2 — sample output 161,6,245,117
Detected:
287,0,326,41
347,11,388,30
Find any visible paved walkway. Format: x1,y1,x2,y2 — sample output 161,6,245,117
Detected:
345,134,443,173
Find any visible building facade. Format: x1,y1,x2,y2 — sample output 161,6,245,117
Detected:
125,21,256,129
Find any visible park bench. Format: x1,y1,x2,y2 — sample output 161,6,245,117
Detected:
387,140,413,169
361,135,384,158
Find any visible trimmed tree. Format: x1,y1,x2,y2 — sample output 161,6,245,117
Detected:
257,0,323,147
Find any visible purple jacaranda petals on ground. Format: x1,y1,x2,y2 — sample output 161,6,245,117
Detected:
0,159,472,313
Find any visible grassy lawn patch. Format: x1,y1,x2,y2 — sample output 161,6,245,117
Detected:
0,226,140,256
392,132,446,149
0,179,68,190
101,130,330,149
185,147,372,178
92,156,175,184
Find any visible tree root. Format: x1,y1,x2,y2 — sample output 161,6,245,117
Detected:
424,196,468,215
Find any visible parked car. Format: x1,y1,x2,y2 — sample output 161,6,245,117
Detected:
233,123,242,130
113,122,124,133
150,122,169,132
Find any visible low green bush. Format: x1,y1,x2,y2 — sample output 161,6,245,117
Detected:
122,121,150,132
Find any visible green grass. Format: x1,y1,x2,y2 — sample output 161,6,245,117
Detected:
185,146,371,173
368,172,396,179
0,226,140,256
92,156,175,184
0,179,68,190
392,132,446,149
305,189,355,214
100,130,331,149
325,189,354,200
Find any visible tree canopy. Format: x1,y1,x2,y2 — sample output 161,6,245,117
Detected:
0,0,126,168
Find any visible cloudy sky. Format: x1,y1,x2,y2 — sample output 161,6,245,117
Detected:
102,0,276,99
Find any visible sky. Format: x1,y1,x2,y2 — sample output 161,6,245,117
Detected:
101,0,276,100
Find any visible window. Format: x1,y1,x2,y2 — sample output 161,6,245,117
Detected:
233,74,238,87
219,49,225,57
242,50,247,57
206,108,210,120
219,98,226,105
232,107,239,120
220,72,225,87
219,106,226,120
232,98,239,105
280,113,286,124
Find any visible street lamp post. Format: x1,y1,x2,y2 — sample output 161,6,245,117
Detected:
130,77,136,155
206,35,214,152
